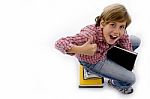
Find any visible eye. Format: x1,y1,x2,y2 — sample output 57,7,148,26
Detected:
120,25,125,29
110,23,116,28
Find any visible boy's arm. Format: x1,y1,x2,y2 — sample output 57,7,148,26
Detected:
55,30,97,56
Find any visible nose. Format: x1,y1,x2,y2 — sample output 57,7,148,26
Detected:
114,27,119,34
113,28,120,35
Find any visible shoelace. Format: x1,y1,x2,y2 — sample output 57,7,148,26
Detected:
119,88,133,94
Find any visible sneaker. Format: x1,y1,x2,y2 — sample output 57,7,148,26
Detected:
108,79,134,94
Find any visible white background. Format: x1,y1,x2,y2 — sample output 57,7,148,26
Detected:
0,0,149,99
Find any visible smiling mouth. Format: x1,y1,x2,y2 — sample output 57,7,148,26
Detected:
109,35,119,40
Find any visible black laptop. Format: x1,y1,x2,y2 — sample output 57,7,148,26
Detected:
107,46,138,71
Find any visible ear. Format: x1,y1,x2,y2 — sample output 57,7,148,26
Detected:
100,20,105,28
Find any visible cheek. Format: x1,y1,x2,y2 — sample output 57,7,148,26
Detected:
120,31,125,36
103,27,111,36
102,29,107,37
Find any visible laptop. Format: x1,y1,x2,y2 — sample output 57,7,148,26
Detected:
107,46,138,71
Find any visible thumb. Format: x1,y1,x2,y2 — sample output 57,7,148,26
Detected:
86,36,93,44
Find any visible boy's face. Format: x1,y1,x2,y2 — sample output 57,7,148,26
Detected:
100,21,126,45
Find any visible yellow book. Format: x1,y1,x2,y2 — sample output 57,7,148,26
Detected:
79,65,104,88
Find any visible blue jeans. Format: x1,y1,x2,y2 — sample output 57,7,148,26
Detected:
79,35,141,89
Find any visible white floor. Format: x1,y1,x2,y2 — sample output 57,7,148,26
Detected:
0,0,150,99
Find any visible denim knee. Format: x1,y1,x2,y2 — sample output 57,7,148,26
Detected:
128,73,136,85
130,35,141,50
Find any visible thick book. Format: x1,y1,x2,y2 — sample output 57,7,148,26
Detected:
107,46,138,71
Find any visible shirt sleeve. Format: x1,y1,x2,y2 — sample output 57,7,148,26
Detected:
55,26,95,55
117,32,133,51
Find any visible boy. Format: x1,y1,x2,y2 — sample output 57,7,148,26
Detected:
55,3,140,94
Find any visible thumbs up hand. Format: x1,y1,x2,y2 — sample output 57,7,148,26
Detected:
80,36,97,56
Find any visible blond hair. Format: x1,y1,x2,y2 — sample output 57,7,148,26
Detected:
95,3,131,28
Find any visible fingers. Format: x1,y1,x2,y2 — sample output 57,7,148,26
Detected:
86,44,97,56
81,36,97,56
91,44,97,53
92,44,97,50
